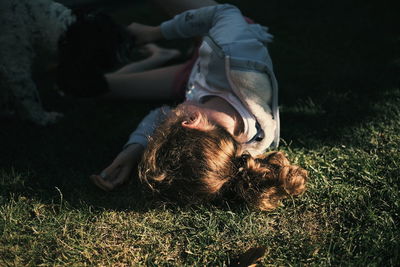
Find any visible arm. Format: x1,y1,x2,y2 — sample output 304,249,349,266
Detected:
128,4,272,65
125,106,171,148
90,143,144,191
113,44,180,74
90,106,171,191
128,4,251,44
160,4,252,43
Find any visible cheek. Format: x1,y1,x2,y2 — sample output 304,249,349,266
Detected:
198,117,217,131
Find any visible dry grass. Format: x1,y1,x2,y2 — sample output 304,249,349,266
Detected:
1,0,399,265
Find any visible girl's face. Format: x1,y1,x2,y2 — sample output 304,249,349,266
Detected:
173,100,245,142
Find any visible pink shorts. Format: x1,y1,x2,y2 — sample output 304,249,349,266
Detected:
171,17,255,101
171,44,200,101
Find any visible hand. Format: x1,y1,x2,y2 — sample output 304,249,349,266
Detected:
139,43,181,62
90,144,144,191
127,23,163,45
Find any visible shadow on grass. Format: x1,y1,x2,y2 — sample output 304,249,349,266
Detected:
0,0,398,208
238,0,399,149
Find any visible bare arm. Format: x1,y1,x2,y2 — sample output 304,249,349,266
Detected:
90,143,144,191
112,44,180,74
127,23,163,45
90,106,171,190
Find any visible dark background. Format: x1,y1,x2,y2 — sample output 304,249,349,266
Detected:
1,0,399,208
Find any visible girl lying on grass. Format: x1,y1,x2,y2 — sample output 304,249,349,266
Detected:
91,0,308,211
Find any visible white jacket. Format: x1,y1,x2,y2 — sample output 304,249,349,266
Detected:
127,4,280,156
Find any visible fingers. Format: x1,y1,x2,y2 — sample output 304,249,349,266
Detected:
90,164,133,191
90,174,114,191
138,44,156,57
90,146,142,191
126,23,150,45
111,165,133,188
102,163,120,180
126,23,162,45
90,161,121,191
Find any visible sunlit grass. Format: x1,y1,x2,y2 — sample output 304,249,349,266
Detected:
1,0,399,265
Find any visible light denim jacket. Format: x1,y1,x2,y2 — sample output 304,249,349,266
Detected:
126,4,280,156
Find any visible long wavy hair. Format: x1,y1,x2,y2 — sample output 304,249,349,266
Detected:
139,108,308,211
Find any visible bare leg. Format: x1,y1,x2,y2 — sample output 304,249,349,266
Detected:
152,0,218,18
105,0,217,100
115,44,181,74
104,63,185,100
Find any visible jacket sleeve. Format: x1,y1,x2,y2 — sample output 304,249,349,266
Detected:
161,4,273,54
161,4,248,42
124,106,171,149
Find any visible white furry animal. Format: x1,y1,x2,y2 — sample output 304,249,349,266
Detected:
0,0,133,125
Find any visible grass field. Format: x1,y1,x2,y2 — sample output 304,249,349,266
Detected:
1,0,399,265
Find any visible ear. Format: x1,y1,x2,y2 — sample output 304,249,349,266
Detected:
181,111,202,129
